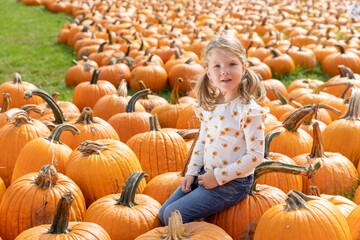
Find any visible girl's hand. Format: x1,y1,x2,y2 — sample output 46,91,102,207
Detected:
181,175,195,193
198,171,219,189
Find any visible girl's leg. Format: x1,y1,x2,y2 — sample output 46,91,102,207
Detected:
158,187,186,225
161,174,254,225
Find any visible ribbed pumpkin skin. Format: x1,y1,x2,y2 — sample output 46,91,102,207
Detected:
84,194,161,240
150,103,188,128
254,197,352,240
0,178,5,205
0,119,50,187
126,130,188,182
175,104,200,129
320,194,357,218
59,117,120,149
0,173,85,240
135,221,233,240
268,128,313,158
322,119,360,167
346,205,360,239
93,94,145,121
66,139,146,207
0,81,42,108
14,222,111,240
206,185,286,239
256,155,303,193
72,80,117,111
293,152,358,195
11,138,72,183
108,111,152,143
143,172,183,205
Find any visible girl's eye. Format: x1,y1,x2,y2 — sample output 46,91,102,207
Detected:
229,63,236,66
214,64,220,68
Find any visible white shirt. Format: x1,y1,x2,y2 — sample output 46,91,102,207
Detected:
186,97,269,185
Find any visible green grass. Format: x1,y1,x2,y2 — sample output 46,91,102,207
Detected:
0,0,332,103
0,0,76,101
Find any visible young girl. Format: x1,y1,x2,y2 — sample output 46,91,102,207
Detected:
158,31,268,226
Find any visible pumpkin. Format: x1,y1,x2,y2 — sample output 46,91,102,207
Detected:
0,73,42,108
0,165,86,240
150,78,190,128
263,49,295,76
293,122,358,195
65,59,96,87
287,78,324,93
287,45,316,71
0,93,12,128
72,68,117,111
84,172,161,240
136,210,232,240
322,87,360,166
126,115,189,182
136,80,168,112
0,109,50,186
66,139,145,207
93,80,145,121
98,57,131,88
254,190,352,240
60,107,119,149
11,124,79,183
108,89,152,143
322,44,360,76
175,103,201,129
15,192,110,240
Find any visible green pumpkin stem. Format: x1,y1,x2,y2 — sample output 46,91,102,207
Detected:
107,29,114,45
335,44,346,54
285,190,317,211
171,78,182,104
98,42,107,53
126,89,150,113
24,89,66,124
274,89,288,105
149,114,161,131
46,124,80,144
160,210,192,239
339,87,360,121
35,165,59,190
264,130,281,159
0,93,11,113
121,35,131,45
249,161,321,195
185,58,193,64
90,69,101,84
115,171,147,207
47,192,74,234
282,105,315,132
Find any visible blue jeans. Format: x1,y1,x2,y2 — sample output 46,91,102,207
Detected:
158,168,254,225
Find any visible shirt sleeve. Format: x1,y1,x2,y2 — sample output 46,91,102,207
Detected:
185,104,206,176
213,103,269,185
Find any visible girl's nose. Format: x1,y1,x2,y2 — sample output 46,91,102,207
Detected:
221,67,229,75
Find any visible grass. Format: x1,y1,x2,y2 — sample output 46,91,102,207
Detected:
1,0,332,103
0,0,76,101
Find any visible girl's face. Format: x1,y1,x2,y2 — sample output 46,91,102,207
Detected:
206,48,246,103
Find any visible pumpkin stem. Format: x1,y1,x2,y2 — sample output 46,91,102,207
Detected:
24,89,66,124
249,161,321,195
313,81,355,94
98,42,107,53
106,29,114,45
178,129,200,177
137,80,150,99
75,107,98,124
115,171,147,207
90,68,101,84
149,114,161,131
274,88,288,105
310,186,321,197
309,122,325,158
46,124,80,144
12,72,23,84
5,109,32,126
339,87,360,120
35,165,59,190
77,140,109,156
19,104,44,116
117,79,128,97
171,78,182,104
264,130,281,159
125,89,150,113
47,192,74,234
0,93,11,113
335,44,346,54
160,210,192,239
285,190,317,211
282,105,315,132
270,49,281,58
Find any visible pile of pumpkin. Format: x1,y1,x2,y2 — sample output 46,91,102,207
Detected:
3,0,360,239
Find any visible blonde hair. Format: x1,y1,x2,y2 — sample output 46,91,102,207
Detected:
193,31,266,111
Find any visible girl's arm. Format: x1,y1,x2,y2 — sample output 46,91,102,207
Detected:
213,105,268,185
185,122,207,176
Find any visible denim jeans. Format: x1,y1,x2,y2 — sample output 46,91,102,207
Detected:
158,167,254,226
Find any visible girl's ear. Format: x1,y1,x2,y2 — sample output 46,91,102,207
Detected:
206,68,211,80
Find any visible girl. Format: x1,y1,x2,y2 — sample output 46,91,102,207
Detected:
158,31,268,226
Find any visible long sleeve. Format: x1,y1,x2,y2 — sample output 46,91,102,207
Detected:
185,104,207,176
213,105,268,185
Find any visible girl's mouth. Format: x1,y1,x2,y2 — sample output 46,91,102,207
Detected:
221,79,232,83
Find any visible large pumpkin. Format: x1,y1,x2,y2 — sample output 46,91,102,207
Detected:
66,139,145,207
